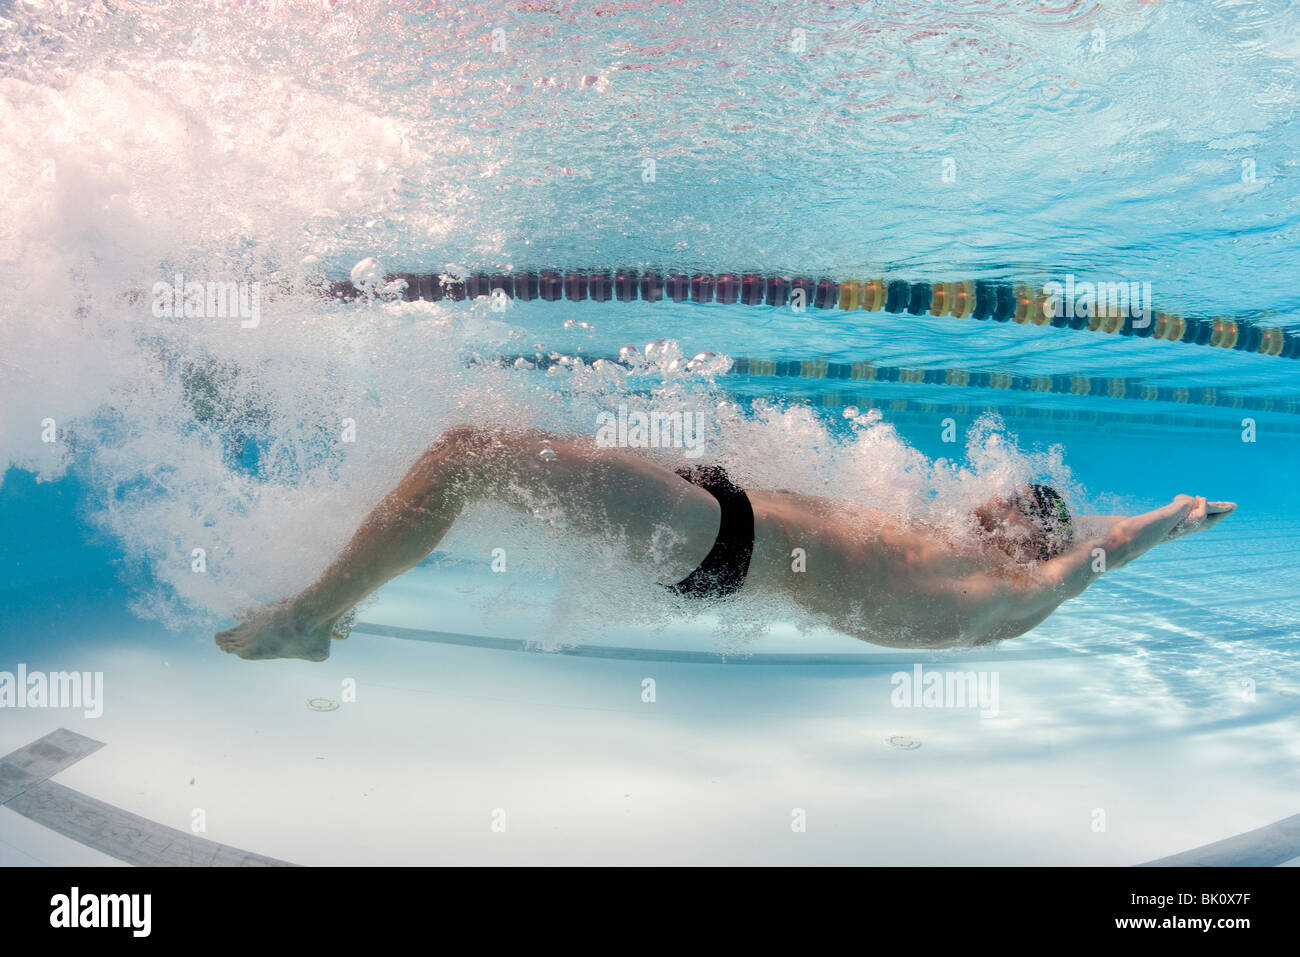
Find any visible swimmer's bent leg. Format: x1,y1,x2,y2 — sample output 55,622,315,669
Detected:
215,425,713,661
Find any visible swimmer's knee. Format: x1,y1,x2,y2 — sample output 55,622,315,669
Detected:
425,424,532,488
436,424,489,453
406,426,496,502
421,426,495,483
434,423,547,457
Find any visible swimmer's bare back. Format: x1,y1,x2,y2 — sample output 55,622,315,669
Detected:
215,425,1235,661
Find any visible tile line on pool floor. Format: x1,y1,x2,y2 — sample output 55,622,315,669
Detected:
351,620,1117,663
0,729,296,867
1140,811,1300,866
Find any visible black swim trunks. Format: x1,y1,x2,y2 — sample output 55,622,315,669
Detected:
666,465,755,600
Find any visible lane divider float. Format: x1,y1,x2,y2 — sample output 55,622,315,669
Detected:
328,270,1298,361
796,392,1300,435
501,352,1298,417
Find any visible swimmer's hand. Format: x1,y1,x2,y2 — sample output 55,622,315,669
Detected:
1161,495,1236,542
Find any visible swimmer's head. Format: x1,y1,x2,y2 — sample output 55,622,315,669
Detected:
973,484,1073,562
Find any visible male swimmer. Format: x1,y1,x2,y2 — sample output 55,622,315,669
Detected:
216,425,1235,661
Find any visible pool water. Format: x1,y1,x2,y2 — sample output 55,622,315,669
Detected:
2,0,1299,865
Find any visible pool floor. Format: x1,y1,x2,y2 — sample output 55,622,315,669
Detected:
3,554,1299,866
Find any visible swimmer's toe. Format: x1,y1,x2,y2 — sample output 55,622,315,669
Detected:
213,606,331,662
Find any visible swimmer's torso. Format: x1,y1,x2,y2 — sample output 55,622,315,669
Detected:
742,490,1032,648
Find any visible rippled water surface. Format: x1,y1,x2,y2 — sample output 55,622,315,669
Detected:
4,1,1298,307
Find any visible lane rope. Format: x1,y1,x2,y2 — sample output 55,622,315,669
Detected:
500,352,1300,417
768,393,1300,435
326,270,1299,361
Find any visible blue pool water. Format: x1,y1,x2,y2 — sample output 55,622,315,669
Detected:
1,0,1299,865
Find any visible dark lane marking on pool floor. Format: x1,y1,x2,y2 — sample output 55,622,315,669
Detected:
351,620,1110,664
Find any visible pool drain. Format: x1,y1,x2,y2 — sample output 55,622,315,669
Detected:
306,697,339,712
886,735,921,750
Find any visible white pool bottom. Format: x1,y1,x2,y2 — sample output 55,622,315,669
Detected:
2,561,1298,866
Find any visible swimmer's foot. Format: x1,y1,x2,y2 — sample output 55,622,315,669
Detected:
215,600,337,662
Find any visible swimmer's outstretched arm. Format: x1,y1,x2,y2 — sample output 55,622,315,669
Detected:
1006,495,1235,631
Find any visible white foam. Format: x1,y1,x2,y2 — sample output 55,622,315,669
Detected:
0,3,1080,637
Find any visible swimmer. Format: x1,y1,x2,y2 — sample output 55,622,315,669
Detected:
215,425,1236,661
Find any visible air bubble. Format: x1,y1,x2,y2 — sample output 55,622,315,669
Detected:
686,351,729,374
349,257,385,292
